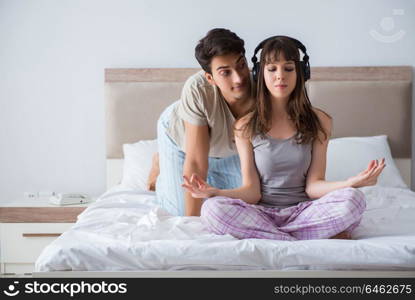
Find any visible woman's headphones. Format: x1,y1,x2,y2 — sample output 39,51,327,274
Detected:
251,36,310,82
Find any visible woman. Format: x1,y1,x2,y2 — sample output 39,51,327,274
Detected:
182,36,385,240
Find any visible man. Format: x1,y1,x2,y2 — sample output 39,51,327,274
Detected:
150,28,254,216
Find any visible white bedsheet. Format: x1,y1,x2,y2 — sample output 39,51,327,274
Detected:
35,186,415,272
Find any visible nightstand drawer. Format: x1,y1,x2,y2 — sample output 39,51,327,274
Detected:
0,223,74,263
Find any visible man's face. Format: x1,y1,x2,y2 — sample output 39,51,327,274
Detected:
205,53,251,103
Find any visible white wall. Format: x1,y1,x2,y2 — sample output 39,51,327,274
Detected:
0,0,414,201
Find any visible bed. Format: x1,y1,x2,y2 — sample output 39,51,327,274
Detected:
34,66,415,278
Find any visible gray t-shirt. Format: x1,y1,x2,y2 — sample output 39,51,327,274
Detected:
166,70,238,158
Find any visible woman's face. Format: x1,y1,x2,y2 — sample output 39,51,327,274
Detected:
263,52,297,101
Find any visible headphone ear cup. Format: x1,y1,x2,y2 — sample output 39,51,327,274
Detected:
252,62,260,82
299,61,306,80
305,68,310,81
300,61,310,81
304,62,310,81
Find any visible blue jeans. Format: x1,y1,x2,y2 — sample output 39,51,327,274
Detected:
155,101,242,216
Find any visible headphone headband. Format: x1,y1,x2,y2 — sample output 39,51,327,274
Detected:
251,35,310,81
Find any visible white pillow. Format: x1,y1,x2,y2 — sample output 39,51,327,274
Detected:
326,135,407,188
121,139,158,191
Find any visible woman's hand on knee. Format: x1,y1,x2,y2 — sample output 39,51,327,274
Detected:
346,158,386,188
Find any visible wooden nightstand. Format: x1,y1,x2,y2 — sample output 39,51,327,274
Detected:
0,197,94,276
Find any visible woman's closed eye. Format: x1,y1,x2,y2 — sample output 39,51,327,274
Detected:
266,66,294,72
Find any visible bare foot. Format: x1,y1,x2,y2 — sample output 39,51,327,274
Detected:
329,231,352,240
147,152,160,191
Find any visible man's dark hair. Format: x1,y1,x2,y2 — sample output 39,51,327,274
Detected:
195,28,245,73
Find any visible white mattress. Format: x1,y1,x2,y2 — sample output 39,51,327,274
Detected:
35,186,415,272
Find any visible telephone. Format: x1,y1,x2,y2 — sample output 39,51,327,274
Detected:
49,193,91,206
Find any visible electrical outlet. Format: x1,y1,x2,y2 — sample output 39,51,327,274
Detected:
23,192,38,199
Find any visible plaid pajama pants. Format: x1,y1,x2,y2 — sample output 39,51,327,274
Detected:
201,187,366,240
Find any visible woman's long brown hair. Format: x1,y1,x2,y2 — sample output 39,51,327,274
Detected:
239,36,329,144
